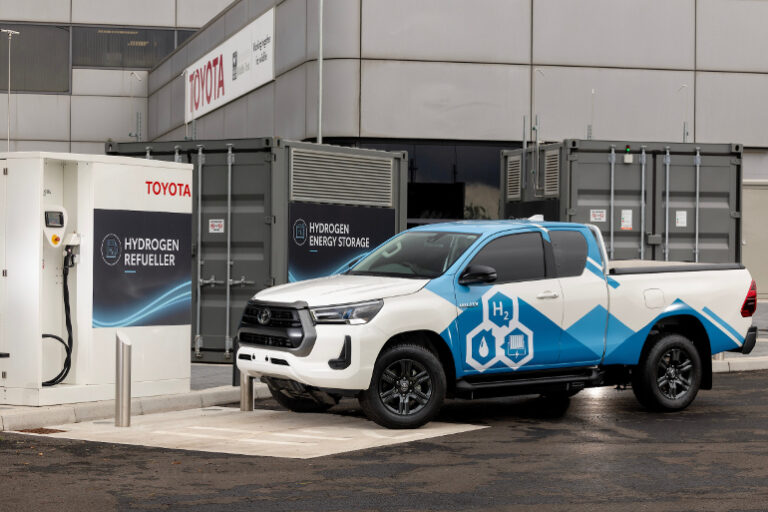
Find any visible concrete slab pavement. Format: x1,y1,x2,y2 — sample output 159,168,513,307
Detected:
26,406,486,459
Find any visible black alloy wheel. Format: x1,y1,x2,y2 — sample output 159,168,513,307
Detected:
378,358,433,416
632,333,701,412
655,347,694,400
359,343,446,429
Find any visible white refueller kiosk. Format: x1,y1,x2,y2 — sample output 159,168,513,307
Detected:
0,152,193,406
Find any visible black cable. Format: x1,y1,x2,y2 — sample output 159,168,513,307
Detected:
42,248,75,387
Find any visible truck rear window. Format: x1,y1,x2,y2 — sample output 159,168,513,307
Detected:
550,230,588,278
468,232,546,283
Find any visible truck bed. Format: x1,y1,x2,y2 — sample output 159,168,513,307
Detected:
608,260,743,275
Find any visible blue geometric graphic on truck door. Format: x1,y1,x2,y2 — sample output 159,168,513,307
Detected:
466,289,534,372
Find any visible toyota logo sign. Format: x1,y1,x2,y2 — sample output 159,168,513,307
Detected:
257,308,272,325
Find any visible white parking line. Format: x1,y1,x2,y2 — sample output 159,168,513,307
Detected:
154,430,312,446
271,432,352,441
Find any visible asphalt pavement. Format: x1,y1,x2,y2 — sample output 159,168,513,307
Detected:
3,370,768,512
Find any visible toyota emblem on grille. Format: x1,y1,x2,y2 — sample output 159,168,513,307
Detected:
257,308,272,325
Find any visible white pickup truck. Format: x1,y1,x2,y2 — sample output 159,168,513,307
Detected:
236,221,757,429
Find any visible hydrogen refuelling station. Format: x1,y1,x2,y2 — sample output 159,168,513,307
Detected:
0,152,193,406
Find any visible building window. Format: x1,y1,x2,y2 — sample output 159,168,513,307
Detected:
177,30,197,47
0,24,69,93
72,27,174,68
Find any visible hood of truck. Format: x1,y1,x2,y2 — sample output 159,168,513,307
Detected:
252,274,430,307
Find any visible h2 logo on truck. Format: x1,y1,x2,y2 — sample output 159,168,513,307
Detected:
466,290,533,372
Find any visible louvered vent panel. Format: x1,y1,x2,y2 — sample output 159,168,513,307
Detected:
290,148,393,207
506,155,522,201
543,150,560,197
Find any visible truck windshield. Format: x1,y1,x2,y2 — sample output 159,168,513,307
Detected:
348,231,479,279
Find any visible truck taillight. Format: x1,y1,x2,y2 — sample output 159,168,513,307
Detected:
741,280,757,317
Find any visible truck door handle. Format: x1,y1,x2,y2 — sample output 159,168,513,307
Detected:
536,291,559,300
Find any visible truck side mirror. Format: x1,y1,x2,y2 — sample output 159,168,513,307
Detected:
458,265,497,286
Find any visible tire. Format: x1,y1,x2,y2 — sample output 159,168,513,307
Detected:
359,343,447,429
631,333,702,412
268,382,335,413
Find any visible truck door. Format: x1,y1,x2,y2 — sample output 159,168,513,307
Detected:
455,231,563,375
549,229,608,365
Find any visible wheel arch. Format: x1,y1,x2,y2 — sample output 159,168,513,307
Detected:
379,330,457,395
639,314,713,390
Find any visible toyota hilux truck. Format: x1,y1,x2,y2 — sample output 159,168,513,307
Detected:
236,221,758,429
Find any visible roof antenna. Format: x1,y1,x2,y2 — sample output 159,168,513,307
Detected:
528,214,544,222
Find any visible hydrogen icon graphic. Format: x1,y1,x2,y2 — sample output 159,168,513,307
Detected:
470,329,496,367
466,288,534,372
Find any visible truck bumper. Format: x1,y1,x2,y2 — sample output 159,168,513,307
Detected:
235,324,385,390
739,326,758,354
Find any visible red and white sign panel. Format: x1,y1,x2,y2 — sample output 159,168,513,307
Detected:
184,8,274,123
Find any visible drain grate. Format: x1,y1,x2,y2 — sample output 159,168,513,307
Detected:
16,428,66,434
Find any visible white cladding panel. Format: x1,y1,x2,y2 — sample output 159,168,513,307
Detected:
0,0,70,22
743,150,768,181
177,0,235,28
534,66,694,142
362,0,529,63
70,142,107,155
72,0,175,27
307,0,360,59
0,94,70,141
533,0,694,69
275,64,307,140
14,141,70,152
275,0,307,76
71,96,148,143
696,72,768,147
73,70,149,98
361,61,529,140
305,59,360,139
697,0,768,72
742,179,768,299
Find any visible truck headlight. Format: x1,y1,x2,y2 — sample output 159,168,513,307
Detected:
310,300,383,325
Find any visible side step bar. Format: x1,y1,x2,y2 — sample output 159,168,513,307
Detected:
455,368,604,399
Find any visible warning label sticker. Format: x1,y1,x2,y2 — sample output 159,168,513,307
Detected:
590,209,607,223
676,211,687,228
209,219,225,233
621,209,633,230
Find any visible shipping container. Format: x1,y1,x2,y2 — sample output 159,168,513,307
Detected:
501,140,743,263
108,138,408,363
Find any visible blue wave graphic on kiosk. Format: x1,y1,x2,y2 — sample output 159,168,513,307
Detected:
92,281,192,328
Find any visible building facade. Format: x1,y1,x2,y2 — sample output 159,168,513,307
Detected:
146,0,768,221
0,0,233,153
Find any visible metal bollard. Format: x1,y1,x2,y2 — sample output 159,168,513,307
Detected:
115,332,132,427
240,372,254,412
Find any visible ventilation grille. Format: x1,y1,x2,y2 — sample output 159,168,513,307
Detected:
290,148,393,207
506,155,522,201
543,150,560,197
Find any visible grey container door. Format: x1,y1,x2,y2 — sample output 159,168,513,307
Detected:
653,152,740,263
192,148,272,363
567,150,650,260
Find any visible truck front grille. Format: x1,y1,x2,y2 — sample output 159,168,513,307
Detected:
239,332,299,349
242,305,301,328
237,300,316,356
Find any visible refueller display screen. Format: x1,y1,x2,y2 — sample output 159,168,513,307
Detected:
45,211,64,228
